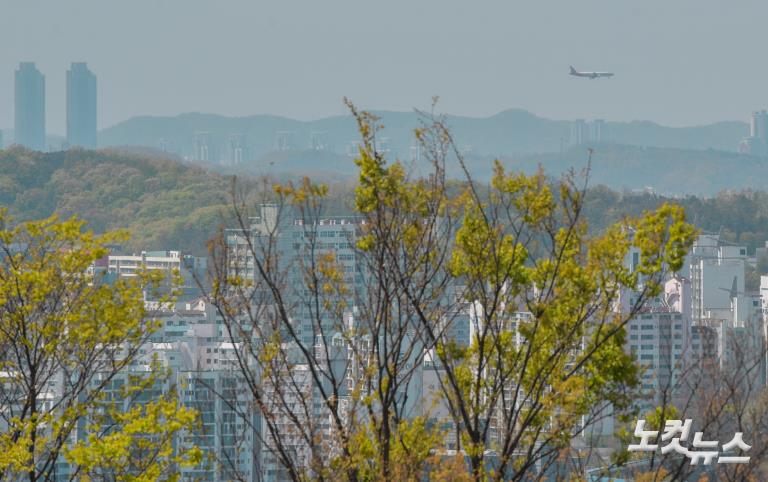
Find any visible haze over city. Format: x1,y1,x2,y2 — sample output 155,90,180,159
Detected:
3,0,768,133
6,3,768,481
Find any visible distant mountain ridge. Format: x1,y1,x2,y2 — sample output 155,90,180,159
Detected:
503,144,768,196
98,109,749,166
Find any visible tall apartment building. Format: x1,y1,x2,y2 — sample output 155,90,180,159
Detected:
194,132,212,162
671,234,766,396
14,62,46,151
625,277,692,413
570,119,589,146
569,118,609,146
739,110,768,157
35,297,257,482
225,205,440,480
228,133,247,165
681,234,747,323
226,204,362,346
66,62,97,149
103,250,207,300
128,299,256,482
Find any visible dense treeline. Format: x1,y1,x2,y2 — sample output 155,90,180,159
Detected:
0,147,233,254
2,146,768,256
584,185,768,252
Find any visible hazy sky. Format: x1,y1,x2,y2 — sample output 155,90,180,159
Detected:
1,0,766,133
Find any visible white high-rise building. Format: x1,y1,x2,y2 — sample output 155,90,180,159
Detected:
682,234,747,323
625,277,692,413
739,110,768,157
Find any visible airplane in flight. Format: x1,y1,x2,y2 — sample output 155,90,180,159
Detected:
569,66,614,79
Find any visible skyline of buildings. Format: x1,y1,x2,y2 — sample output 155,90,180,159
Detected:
9,61,97,151
216,206,768,479
740,109,768,157
1,205,766,480
3,62,768,165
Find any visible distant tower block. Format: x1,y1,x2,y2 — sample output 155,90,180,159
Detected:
740,110,768,157
159,138,169,153
193,132,211,162
66,62,97,149
15,62,46,151
570,119,589,146
591,119,607,143
310,131,327,151
346,141,361,157
229,133,246,165
410,143,421,162
570,119,609,147
275,131,293,151
751,110,768,138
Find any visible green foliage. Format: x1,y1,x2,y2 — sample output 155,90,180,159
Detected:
3,145,768,258
338,106,697,481
0,211,198,480
66,396,201,482
0,147,233,254
331,417,446,481
584,185,768,254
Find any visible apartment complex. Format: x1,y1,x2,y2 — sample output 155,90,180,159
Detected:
14,211,768,481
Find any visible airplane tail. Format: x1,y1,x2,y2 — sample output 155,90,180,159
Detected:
569,66,577,74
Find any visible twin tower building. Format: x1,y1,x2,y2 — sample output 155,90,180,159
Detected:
14,62,97,151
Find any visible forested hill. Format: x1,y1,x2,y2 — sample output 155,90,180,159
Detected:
583,186,768,253
3,146,768,256
0,147,233,254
